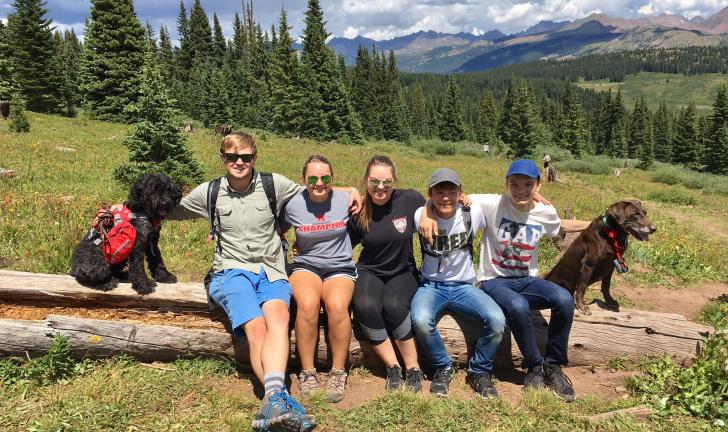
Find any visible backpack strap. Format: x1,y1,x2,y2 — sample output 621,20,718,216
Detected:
259,172,288,252
206,177,223,253
418,205,475,272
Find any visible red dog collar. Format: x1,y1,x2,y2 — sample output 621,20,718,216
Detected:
601,214,629,274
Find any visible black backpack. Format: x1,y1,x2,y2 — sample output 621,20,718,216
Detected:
202,172,287,312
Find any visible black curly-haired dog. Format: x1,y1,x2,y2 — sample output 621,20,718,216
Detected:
70,173,182,294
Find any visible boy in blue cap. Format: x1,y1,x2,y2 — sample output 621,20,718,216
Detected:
470,159,576,401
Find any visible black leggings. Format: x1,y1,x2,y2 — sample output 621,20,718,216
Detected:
352,268,419,344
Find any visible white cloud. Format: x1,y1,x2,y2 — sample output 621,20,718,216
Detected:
343,26,362,38
488,3,536,24
472,27,484,35
639,2,655,13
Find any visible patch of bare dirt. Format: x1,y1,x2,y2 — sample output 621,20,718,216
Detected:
608,280,728,320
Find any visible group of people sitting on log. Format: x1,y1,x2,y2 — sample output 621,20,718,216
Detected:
101,132,589,432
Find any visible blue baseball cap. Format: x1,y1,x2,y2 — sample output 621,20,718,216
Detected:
506,159,540,179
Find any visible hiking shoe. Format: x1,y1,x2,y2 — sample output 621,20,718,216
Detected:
326,368,347,403
252,386,317,432
544,363,576,402
466,371,498,398
385,364,403,391
404,367,423,392
522,364,546,392
298,368,320,396
430,367,453,397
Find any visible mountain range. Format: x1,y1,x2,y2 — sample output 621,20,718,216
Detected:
325,7,728,73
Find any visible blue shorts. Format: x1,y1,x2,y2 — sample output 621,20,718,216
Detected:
208,267,291,336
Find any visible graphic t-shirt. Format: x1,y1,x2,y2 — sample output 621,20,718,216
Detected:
282,190,354,269
414,205,486,284
471,194,561,280
348,189,426,279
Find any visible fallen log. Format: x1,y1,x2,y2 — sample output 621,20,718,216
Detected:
0,270,208,310
0,307,712,369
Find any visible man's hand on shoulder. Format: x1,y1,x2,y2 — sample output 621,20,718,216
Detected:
347,187,363,215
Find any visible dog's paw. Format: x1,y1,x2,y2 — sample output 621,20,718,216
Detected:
153,270,177,284
605,299,620,312
132,281,156,295
576,304,592,315
96,278,119,292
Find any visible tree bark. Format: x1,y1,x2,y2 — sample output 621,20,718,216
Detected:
0,309,712,369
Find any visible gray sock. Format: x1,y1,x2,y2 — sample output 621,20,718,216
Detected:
264,372,285,395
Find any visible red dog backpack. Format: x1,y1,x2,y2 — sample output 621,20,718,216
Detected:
102,205,137,265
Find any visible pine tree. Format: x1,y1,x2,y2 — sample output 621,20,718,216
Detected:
409,84,428,138
475,92,498,144
440,75,466,142
114,49,203,188
230,12,245,61
158,26,175,82
351,45,380,138
0,21,15,100
145,21,157,51
56,30,82,116
706,84,728,174
203,67,231,128
298,0,362,143
653,100,672,162
81,0,145,122
607,90,628,158
212,13,226,66
557,82,587,157
628,96,650,159
673,103,700,168
269,7,299,135
498,79,538,157
380,51,409,142
6,0,64,112
8,93,30,132
176,1,192,71
187,0,213,65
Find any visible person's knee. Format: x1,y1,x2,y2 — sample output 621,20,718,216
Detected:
324,300,350,323
506,296,531,323
488,310,506,336
296,298,321,322
410,302,435,331
263,301,290,331
551,289,575,315
244,318,267,347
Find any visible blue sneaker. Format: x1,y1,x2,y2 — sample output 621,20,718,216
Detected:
252,387,316,432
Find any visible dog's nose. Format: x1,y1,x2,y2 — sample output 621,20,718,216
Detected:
648,225,656,233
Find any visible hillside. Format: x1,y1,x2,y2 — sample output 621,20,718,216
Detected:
577,72,728,114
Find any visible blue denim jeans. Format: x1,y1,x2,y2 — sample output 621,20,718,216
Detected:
480,276,574,369
411,279,505,375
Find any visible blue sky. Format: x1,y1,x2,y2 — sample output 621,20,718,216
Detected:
1,0,728,42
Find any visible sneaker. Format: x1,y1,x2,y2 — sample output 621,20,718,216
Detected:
252,386,317,432
385,364,403,391
326,368,347,403
522,364,546,392
466,372,498,398
404,367,423,392
298,368,320,396
430,367,453,397
544,363,576,402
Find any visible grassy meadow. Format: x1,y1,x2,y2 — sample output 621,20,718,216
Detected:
1,113,727,431
577,72,728,113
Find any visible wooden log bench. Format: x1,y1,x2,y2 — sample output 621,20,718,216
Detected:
0,270,713,368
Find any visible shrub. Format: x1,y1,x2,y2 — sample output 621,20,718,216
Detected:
651,168,683,185
434,142,456,155
0,335,91,386
533,144,574,162
8,104,30,133
646,190,697,206
555,157,612,175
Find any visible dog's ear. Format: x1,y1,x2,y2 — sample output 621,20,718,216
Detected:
606,201,629,226
126,174,151,213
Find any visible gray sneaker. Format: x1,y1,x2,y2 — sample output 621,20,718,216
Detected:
404,367,423,392
544,363,576,402
430,367,453,397
326,368,347,403
252,387,317,432
385,364,403,391
523,364,546,392
298,369,320,396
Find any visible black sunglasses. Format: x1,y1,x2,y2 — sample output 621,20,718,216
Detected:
223,152,255,164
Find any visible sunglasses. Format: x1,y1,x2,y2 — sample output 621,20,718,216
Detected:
307,175,332,186
368,178,394,188
223,153,255,164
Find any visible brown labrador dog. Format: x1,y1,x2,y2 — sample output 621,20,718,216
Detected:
545,200,656,315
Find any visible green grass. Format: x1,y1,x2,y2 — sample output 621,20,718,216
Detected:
578,72,728,114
